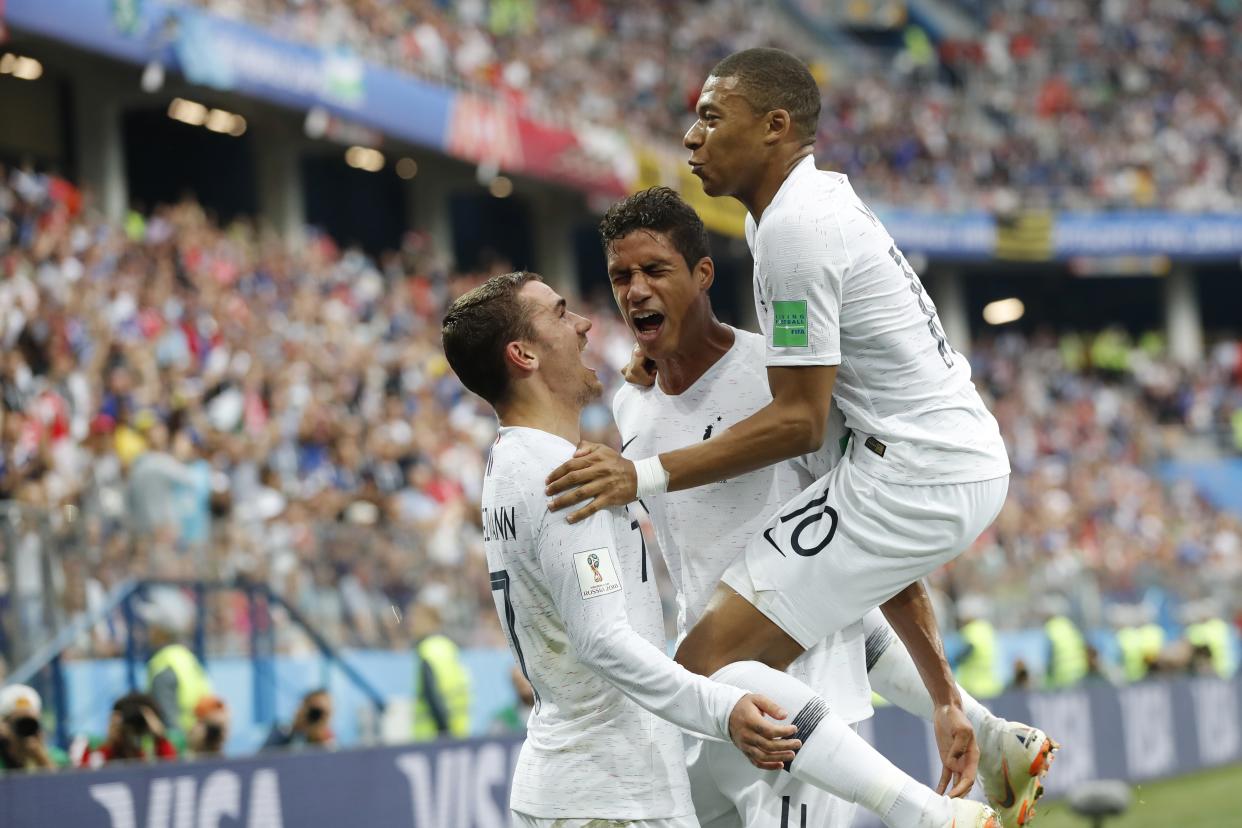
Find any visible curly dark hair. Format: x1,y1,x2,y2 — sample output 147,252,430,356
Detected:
441,271,542,406
598,187,711,272
710,48,820,142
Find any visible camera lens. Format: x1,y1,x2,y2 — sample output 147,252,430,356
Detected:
204,723,224,741
13,717,40,738
305,706,325,723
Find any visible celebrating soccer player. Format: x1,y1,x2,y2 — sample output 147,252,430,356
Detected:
602,186,1055,828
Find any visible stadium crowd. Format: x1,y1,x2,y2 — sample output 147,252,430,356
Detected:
172,0,1242,211
2,164,1239,673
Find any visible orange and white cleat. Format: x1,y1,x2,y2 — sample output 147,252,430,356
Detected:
978,721,1058,827
949,798,1002,828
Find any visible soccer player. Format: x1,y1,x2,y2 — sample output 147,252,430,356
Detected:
546,48,1040,827
442,272,805,827
601,187,1054,828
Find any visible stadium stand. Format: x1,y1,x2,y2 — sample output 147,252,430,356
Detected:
2,166,1238,672
168,0,1242,211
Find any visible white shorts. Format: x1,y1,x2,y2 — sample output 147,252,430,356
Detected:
723,451,1008,650
510,813,699,828
687,737,856,828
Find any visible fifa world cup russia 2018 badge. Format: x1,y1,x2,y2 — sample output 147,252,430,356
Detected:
575,548,621,599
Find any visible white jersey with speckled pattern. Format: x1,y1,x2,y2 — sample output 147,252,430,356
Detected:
744,155,1010,485
613,328,871,726
482,426,745,820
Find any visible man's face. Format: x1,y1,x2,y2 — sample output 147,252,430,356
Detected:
517,281,602,405
606,230,707,360
684,75,767,198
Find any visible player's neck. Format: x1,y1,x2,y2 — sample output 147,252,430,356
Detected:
741,147,815,221
497,390,582,446
655,318,734,396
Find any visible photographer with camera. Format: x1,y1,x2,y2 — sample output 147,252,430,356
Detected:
262,688,335,751
78,692,179,768
0,685,65,774
187,695,230,758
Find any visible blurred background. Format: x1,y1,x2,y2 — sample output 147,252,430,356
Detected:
0,0,1240,825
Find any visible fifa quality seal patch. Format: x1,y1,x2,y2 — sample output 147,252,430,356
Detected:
574,548,623,600
772,300,810,347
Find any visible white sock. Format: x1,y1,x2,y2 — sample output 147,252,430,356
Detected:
863,609,998,734
711,660,953,828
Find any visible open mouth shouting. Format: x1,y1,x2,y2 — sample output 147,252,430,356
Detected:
631,310,666,344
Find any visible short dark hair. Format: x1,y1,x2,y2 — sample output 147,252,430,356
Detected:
441,271,542,406
709,48,821,141
599,187,710,272
113,691,163,724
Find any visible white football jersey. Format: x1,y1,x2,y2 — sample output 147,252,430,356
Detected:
745,156,1010,486
482,426,745,820
613,328,871,726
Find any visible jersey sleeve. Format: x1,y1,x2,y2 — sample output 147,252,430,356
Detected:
755,210,849,368
534,501,744,743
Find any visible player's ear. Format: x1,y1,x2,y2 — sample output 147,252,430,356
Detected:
765,109,792,145
504,339,539,377
694,256,715,291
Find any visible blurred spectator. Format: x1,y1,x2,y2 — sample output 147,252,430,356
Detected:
411,599,471,741
141,589,213,738
489,665,535,735
263,688,334,751
1113,604,1166,683
1082,645,1124,686
1181,600,1237,679
78,692,178,767
187,694,230,758
1007,659,1033,693
1041,598,1089,689
953,595,1002,699
0,685,65,773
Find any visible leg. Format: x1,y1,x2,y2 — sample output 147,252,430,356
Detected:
701,731,858,828
863,609,1057,828
673,461,1006,827
863,607,995,731
675,584,804,677
677,586,989,828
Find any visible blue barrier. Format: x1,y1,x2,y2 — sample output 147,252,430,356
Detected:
3,676,1239,827
56,647,520,754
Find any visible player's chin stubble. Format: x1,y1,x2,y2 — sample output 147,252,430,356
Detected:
577,373,604,407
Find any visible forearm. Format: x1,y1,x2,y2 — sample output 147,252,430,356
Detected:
880,582,961,709
661,399,822,492
574,619,744,742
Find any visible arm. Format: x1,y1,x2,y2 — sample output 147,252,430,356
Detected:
549,212,845,522
881,581,978,797
548,365,836,522
418,656,450,735
538,504,798,766
662,364,835,491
